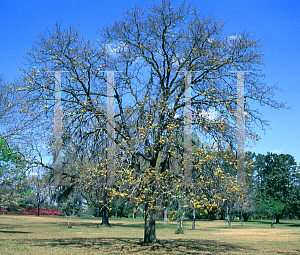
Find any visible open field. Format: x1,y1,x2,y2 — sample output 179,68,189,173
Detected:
0,216,299,254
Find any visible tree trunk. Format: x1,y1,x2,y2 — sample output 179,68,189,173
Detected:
220,209,225,220
241,210,243,226
102,206,110,225
37,200,40,216
227,206,231,228
144,202,156,243
101,191,110,226
192,206,196,230
243,212,249,222
275,215,280,224
177,211,179,228
163,207,167,224
37,192,40,216
96,206,100,219
115,198,120,218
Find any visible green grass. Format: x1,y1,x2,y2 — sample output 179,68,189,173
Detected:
0,215,300,254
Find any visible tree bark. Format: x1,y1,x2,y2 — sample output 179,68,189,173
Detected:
163,207,167,224
72,202,75,216
96,206,100,219
163,194,168,224
243,212,249,222
276,215,280,224
37,192,40,216
144,202,156,243
241,210,243,226
220,208,225,220
102,206,110,225
101,191,110,226
227,206,231,228
115,198,120,218
221,214,225,220
37,198,40,217
192,206,196,230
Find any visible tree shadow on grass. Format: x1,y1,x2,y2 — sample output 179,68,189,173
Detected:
0,230,32,234
19,236,260,254
248,220,300,228
44,219,144,229
50,221,182,230
286,223,300,227
39,221,144,229
37,221,146,230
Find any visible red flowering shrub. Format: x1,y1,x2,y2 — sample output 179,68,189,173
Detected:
0,207,63,216
0,208,8,215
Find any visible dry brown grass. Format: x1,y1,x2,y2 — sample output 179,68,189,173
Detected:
0,215,300,254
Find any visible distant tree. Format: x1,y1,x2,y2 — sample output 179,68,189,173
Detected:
288,165,300,219
234,151,256,224
253,153,298,223
257,196,284,227
0,138,26,212
26,166,52,216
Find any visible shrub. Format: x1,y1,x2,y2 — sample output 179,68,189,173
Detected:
0,206,63,216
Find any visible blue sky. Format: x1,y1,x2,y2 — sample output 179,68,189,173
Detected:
1,0,299,164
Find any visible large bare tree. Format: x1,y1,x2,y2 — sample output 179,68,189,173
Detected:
11,0,287,243
96,0,286,243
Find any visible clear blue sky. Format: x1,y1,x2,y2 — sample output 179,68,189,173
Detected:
1,0,299,164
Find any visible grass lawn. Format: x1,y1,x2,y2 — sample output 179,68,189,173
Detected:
0,215,299,254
